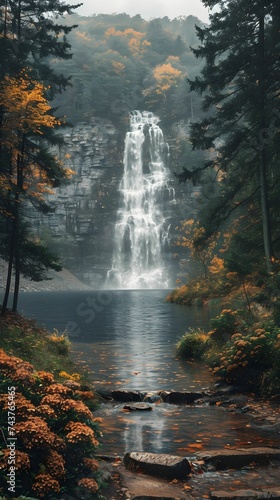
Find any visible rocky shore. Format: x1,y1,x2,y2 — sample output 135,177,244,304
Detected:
96,388,280,500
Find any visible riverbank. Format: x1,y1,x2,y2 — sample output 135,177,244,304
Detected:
1,311,279,499
96,386,280,500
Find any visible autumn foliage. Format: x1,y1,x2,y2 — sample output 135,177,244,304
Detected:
0,343,102,499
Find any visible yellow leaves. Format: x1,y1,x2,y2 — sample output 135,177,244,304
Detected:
105,27,150,57
144,63,183,97
153,63,182,83
0,71,60,137
209,256,225,275
112,61,125,74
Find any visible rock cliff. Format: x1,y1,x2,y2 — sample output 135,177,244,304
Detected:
33,117,199,288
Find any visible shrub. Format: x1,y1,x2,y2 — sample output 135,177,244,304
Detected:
208,309,239,343
0,348,102,499
213,323,280,391
46,331,70,356
176,329,212,360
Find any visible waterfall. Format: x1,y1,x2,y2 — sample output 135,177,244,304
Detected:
106,110,174,289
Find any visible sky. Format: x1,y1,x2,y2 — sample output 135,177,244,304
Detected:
71,0,210,23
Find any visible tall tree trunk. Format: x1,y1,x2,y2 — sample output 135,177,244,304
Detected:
12,137,25,313
1,221,15,316
258,3,274,271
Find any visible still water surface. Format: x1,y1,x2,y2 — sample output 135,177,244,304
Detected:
18,289,213,391
18,290,279,458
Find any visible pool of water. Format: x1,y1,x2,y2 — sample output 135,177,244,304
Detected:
16,290,280,459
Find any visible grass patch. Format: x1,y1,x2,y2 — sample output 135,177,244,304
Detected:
0,312,76,377
176,328,212,360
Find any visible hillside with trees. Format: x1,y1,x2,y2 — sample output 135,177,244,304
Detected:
51,13,206,128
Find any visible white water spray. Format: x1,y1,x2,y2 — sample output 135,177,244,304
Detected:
106,111,174,289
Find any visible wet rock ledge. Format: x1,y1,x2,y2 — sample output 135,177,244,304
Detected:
98,448,280,500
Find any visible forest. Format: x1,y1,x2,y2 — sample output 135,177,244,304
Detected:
1,1,280,498
51,11,205,126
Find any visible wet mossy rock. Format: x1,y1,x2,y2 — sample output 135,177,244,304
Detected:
123,451,192,480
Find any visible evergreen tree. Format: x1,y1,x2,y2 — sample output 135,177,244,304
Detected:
0,0,80,314
187,0,280,271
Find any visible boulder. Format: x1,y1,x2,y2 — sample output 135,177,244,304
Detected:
159,391,204,404
123,452,192,480
111,390,146,402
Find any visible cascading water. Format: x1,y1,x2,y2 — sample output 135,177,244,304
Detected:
106,110,174,289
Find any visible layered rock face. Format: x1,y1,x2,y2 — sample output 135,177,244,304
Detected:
33,117,199,288
33,118,123,287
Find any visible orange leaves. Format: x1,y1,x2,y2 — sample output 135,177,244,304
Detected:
143,62,183,98
209,256,225,275
177,442,205,453
153,63,182,84
105,27,150,57
0,71,60,137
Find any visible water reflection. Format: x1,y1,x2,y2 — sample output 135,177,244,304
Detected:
69,290,213,390
96,402,280,457
17,290,214,391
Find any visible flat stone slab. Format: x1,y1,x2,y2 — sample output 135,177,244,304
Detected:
196,448,280,470
159,391,204,404
123,403,153,411
123,452,192,480
210,488,280,499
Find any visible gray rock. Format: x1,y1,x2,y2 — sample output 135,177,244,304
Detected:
143,392,162,404
159,391,203,404
210,488,280,499
123,403,153,412
123,452,192,480
111,390,146,402
196,447,280,470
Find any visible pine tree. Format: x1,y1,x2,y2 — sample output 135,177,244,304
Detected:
0,0,80,314
187,0,280,271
